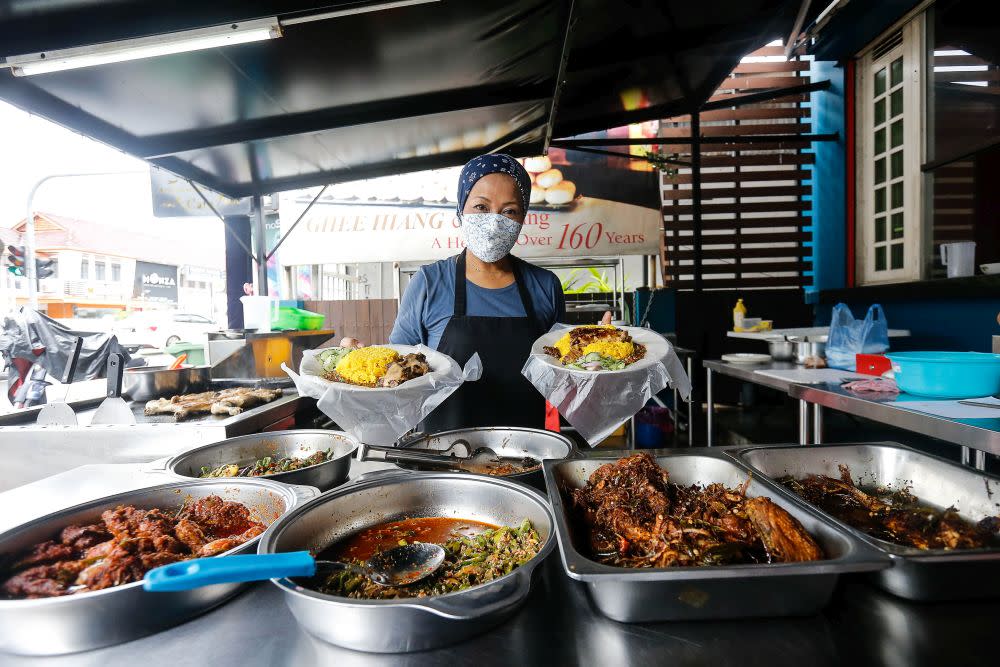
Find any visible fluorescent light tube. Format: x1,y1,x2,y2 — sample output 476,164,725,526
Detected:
5,18,281,76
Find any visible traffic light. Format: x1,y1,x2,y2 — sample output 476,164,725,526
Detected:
35,255,57,279
6,245,25,277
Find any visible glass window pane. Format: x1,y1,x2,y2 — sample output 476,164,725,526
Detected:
875,67,887,96
875,128,886,154
876,246,887,271
890,151,903,179
875,158,886,184
890,57,903,87
890,89,903,117
874,98,886,125
890,243,904,269
891,182,904,209
891,119,904,148
875,216,887,242
891,212,904,239
875,187,886,213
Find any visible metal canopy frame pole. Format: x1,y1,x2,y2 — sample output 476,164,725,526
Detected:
252,195,268,296
541,0,576,153
188,180,256,258
562,145,691,167
552,133,839,147
266,185,328,262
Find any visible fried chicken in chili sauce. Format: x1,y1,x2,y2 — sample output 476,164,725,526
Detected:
0,495,266,600
569,453,823,568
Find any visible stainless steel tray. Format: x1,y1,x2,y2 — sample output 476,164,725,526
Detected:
542,450,888,622
0,478,317,656
733,442,1000,601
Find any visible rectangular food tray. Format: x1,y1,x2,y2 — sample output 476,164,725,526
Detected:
732,442,1000,601
542,450,888,622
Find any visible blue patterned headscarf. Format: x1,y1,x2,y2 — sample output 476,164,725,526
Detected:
456,153,532,217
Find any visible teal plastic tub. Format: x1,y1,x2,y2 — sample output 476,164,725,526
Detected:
886,351,1000,399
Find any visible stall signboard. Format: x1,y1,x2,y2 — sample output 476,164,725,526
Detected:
278,151,662,265
150,167,252,218
133,261,179,304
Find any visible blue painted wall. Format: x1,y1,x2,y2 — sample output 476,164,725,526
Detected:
807,60,847,300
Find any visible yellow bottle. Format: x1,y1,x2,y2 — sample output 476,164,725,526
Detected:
733,299,746,331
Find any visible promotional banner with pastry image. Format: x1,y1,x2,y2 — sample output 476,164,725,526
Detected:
277,147,661,265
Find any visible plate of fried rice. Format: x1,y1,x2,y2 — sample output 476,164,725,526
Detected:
530,325,669,374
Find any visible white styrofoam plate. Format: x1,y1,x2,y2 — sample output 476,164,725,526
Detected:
721,353,772,365
981,262,1000,275
530,326,670,374
299,344,460,391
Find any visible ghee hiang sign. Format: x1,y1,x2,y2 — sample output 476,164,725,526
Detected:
278,154,661,264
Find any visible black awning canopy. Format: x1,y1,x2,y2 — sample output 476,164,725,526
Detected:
0,0,810,198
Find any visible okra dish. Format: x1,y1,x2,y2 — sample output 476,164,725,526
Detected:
310,517,541,600
199,449,336,478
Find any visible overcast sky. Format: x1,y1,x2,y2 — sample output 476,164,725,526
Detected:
0,100,221,247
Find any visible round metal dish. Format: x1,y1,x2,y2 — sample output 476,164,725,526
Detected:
788,335,828,365
0,478,316,656
165,430,359,492
121,365,212,401
395,427,576,490
765,336,795,361
260,472,556,653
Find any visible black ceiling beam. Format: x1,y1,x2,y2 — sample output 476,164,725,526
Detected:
542,0,576,152
699,79,831,111
137,81,554,159
552,133,838,147
222,130,545,198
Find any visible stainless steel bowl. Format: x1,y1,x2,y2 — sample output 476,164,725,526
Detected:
788,335,828,365
765,336,795,361
121,365,212,401
260,472,556,653
0,478,316,656
393,427,576,490
164,430,358,492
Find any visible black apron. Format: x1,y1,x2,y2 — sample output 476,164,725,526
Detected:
422,250,546,432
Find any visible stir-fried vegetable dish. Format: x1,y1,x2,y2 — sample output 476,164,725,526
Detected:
311,517,541,599
199,449,335,478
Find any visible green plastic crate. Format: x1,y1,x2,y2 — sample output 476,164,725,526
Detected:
166,342,206,366
272,307,325,331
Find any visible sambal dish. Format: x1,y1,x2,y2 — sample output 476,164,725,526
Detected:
1,496,265,599
779,468,1000,551
309,516,541,600
199,449,336,478
543,325,646,371
568,453,824,567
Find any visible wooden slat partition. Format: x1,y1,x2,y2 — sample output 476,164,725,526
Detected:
303,299,398,345
661,46,814,291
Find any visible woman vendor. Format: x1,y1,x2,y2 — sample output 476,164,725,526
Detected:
388,153,567,430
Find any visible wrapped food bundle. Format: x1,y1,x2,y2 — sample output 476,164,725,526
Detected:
523,325,690,446
284,344,481,445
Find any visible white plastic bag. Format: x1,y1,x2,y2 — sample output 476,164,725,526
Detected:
521,325,690,446
283,345,481,445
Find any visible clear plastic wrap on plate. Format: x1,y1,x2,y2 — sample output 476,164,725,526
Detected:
283,345,481,445
521,325,690,446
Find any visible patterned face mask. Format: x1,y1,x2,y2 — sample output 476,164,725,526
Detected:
461,212,522,263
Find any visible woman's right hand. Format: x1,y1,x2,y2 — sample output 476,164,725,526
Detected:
340,337,364,349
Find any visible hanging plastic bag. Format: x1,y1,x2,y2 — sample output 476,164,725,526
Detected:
283,345,481,445
825,304,889,371
521,325,690,446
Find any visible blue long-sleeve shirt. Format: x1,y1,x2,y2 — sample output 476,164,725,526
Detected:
389,255,564,350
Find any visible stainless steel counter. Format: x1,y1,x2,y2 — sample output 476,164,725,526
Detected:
789,382,1000,468
703,360,806,445
2,460,997,667
0,393,308,492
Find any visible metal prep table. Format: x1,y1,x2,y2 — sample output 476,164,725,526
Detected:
789,382,1000,470
0,392,309,492
704,359,813,446
1,456,998,667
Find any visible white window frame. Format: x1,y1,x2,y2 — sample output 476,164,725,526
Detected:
856,15,926,285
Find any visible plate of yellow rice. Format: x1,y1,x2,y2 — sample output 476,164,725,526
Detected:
302,344,459,390
530,325,669,374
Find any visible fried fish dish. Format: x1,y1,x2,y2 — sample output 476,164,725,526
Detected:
568,453,823,567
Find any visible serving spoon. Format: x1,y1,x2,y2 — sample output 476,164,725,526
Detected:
143,542,446,592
